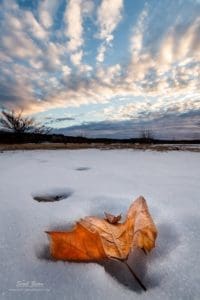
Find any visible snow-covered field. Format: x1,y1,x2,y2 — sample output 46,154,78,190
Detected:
0,149,200,300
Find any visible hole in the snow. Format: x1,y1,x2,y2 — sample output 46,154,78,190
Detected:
32,189,73,203
75,167,90,171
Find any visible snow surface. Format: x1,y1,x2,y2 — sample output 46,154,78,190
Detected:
0,149,200,300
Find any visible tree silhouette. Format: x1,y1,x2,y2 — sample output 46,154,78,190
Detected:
139,128,154,142
0,110,50,134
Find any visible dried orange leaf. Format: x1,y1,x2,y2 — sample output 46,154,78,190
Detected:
46,223,106,261
47,196,157,261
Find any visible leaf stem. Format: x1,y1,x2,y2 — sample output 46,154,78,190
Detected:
123,261,147,291
110,257,147,291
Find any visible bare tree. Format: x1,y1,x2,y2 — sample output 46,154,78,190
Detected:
139,128,154,141
0,110,51,134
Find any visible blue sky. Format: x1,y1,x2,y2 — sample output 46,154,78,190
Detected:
0,0,200,139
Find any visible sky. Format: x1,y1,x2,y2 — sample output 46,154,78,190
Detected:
0,0,200,139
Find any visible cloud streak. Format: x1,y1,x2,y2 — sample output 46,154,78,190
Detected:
96,0,124,63
39,0,59,29
64,0,83,55
64,0,94,68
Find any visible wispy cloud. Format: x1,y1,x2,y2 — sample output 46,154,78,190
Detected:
45,116,75,124
39,0,59,29
96,0,124,63
130,5,148,62
64,0,94,70
103,95,200,121
64,0,84,54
